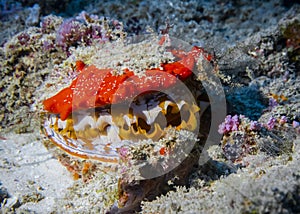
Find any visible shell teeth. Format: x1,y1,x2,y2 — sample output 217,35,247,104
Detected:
123,114,136,126
49,115,57,126
177,100,187,110
73,115,96,131
44,96,200,161
145,123,164,141
57,119,67,129
95,114,113,131
106,125,121,142
49,98,199,139
142,105,162,125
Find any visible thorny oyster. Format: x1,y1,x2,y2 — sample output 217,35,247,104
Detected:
41,35,216,211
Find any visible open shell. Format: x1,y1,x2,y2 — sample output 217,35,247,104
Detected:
44,92,200,163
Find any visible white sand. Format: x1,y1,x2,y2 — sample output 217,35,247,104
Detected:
0,132,73,212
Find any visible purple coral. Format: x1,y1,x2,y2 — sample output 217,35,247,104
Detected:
292,121,300,128
250,120,260,131
119,147,129,159
266,117,276,130
231,115,239,131
40,15,60,34
17,32,30,45
293,121,300,134
56,19,84,51
279,115,288,125
42,40,55,52
55,16,114,52
218,115,240,134
218,123,227,134
268,98,278,108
